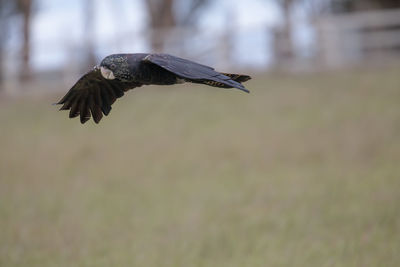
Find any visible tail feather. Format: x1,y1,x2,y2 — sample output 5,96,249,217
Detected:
201,72,251,93
221,73,252,83
202,78,249,93
186,72,251,93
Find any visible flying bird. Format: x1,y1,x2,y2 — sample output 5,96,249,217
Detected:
56,53,251,124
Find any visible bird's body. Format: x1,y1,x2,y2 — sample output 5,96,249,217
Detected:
56,53,251,124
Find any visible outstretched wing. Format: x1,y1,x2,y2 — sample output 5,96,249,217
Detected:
143,54,250,93
55,67,141,124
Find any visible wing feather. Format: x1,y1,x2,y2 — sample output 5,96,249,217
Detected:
56,67,141,124
103,83,117,104
80,96,91,124
143,54,250,93
100,87,112,116
69,98,80,118
93,85,103,107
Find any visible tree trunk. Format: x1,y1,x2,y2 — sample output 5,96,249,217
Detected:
331,0,400,13
145,0,175,52
273,0,294,68
19,0,31,82
0,18,4,90
144,0,209,52
0,43,3,90
282,0,294,60
83,0,96,70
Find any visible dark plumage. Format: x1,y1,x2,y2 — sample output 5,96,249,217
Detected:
56,53,251,124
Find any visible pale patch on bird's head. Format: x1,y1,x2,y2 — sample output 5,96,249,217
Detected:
100,66,115,80
100,54,132,82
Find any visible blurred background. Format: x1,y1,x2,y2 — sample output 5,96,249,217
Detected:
1,0,400,266
1,0,400,91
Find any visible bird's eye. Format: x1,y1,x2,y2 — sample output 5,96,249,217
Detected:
110,63,116,70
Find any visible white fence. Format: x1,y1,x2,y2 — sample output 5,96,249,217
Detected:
316,8,400,68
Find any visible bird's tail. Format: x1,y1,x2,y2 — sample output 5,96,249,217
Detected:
200,72,252,93
220,73,252,83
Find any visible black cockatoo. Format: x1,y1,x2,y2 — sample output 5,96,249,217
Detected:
56,53,251,124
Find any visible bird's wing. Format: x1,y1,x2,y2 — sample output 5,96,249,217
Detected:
55,67,141,124
142,54,250,93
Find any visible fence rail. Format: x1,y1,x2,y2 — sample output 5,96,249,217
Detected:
316,8,400,68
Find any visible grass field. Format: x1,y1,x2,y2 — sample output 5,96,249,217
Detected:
1,67,400,266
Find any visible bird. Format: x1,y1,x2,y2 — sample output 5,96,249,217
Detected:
55,53,251,124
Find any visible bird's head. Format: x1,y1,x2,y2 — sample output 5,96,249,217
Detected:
99,54,132,81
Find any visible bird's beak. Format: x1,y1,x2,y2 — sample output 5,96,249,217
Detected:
100,66,115,80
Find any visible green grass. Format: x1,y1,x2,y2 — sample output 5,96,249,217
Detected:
1,67,400,266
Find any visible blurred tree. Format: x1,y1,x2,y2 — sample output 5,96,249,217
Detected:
82,0,97,70
0,0,10,89
144,0,210,52
272,0,327,67
0,0,20,88
330,0,400,13
16,0,32,82
273,0,295,66
145,0,174,52
0,0,36,86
